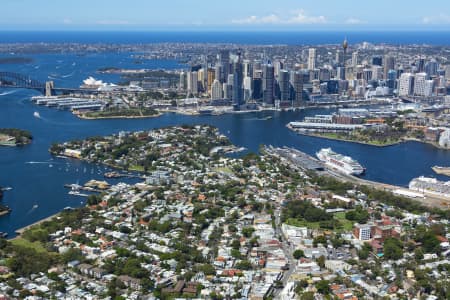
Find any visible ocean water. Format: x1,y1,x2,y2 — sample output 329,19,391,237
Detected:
0,30,450,45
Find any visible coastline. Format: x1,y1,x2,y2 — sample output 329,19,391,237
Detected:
12,211,62,239
291,131,402,147
289,129,449,150
76,112,163,120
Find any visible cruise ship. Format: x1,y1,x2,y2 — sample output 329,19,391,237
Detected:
316,148,365,176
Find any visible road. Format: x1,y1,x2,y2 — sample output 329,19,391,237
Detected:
273,208,296,297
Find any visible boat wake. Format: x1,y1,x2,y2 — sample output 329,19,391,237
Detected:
25,161,60,165
26,204,39,214
0,90,17,96
61,71,75,78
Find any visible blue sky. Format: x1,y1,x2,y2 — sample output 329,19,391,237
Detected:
2,0,450,30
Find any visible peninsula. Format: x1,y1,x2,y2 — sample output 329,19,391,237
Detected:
0,128,32,146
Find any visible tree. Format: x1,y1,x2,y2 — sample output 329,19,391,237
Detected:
414,248,424,260
317,255,326,268
299,292,315,300
383,238,403,260
316,280,331,295
293,249,305,259
242,227,255,238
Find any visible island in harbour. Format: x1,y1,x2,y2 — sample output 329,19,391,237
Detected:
0,128,32,146
75,107,161,120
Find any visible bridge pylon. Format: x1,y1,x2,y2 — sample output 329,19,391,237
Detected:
45,81,54,97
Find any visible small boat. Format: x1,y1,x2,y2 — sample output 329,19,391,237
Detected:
32,204,38,209
33,111,41,118
1,187,12,191
432,166,450,176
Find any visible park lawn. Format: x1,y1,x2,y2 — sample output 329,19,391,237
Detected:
334,212,354,231
213,166,234,174
10,238,47,253
286,218,321,229
129,165,145,172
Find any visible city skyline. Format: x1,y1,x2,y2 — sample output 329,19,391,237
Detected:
2,0,450,30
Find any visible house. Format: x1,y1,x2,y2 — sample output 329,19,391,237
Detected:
117,275,141,290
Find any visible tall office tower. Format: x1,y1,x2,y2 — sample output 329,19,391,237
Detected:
417,57,425,73
215,65,223,83
207,68,215,93
232,51,244,109
253,61,262,78
243,76,252,101
319,68,331,81
336,67,345,80
336,49,344,65
414,73,428,96
252,78,263,100
308,48,316,70
398,73,415,96
292,71,304,106
445,65,450,81
384,55,395,79
372,66,383,80
227,74,234,86
372,56,382,66
387,70,397,89
363,69,373,82
424,80,435,97
352,51,358,67
262,64,275,105
211,79,223,100
425,60,438,77
219,50,230,82
197,69,205,92
243,60,253,77
278,70,290,101
179,71,187,91
274,60,284,78
223,83,232,99
187,71,198,96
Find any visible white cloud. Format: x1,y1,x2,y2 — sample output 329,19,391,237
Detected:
232,14,280,25
232,10,326,25
422,14,450,24
62,18,73,25
96,20,131,25
345,17,366,25
287,10,327,24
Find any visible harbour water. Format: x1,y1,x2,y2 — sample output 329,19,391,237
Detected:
1,38,450,236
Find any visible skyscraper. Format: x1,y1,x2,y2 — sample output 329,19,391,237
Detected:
263,64,275,105
292,71,304,106
211,79,223,100
278,70,290,101
384,55,395,79
336,49,344,65
398,73,414,96
414,73,428,96
352,51,358,67
207,68,215,93
219,50,230,82
232,51,244,109
308,48,316,70
187,71,199,96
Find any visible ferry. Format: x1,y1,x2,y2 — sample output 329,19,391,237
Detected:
316,148,365,176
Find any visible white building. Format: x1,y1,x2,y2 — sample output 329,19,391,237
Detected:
308,48,316,70
187,71,198,95
413,72,428,96
398,73,414,96
211,79,223,100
